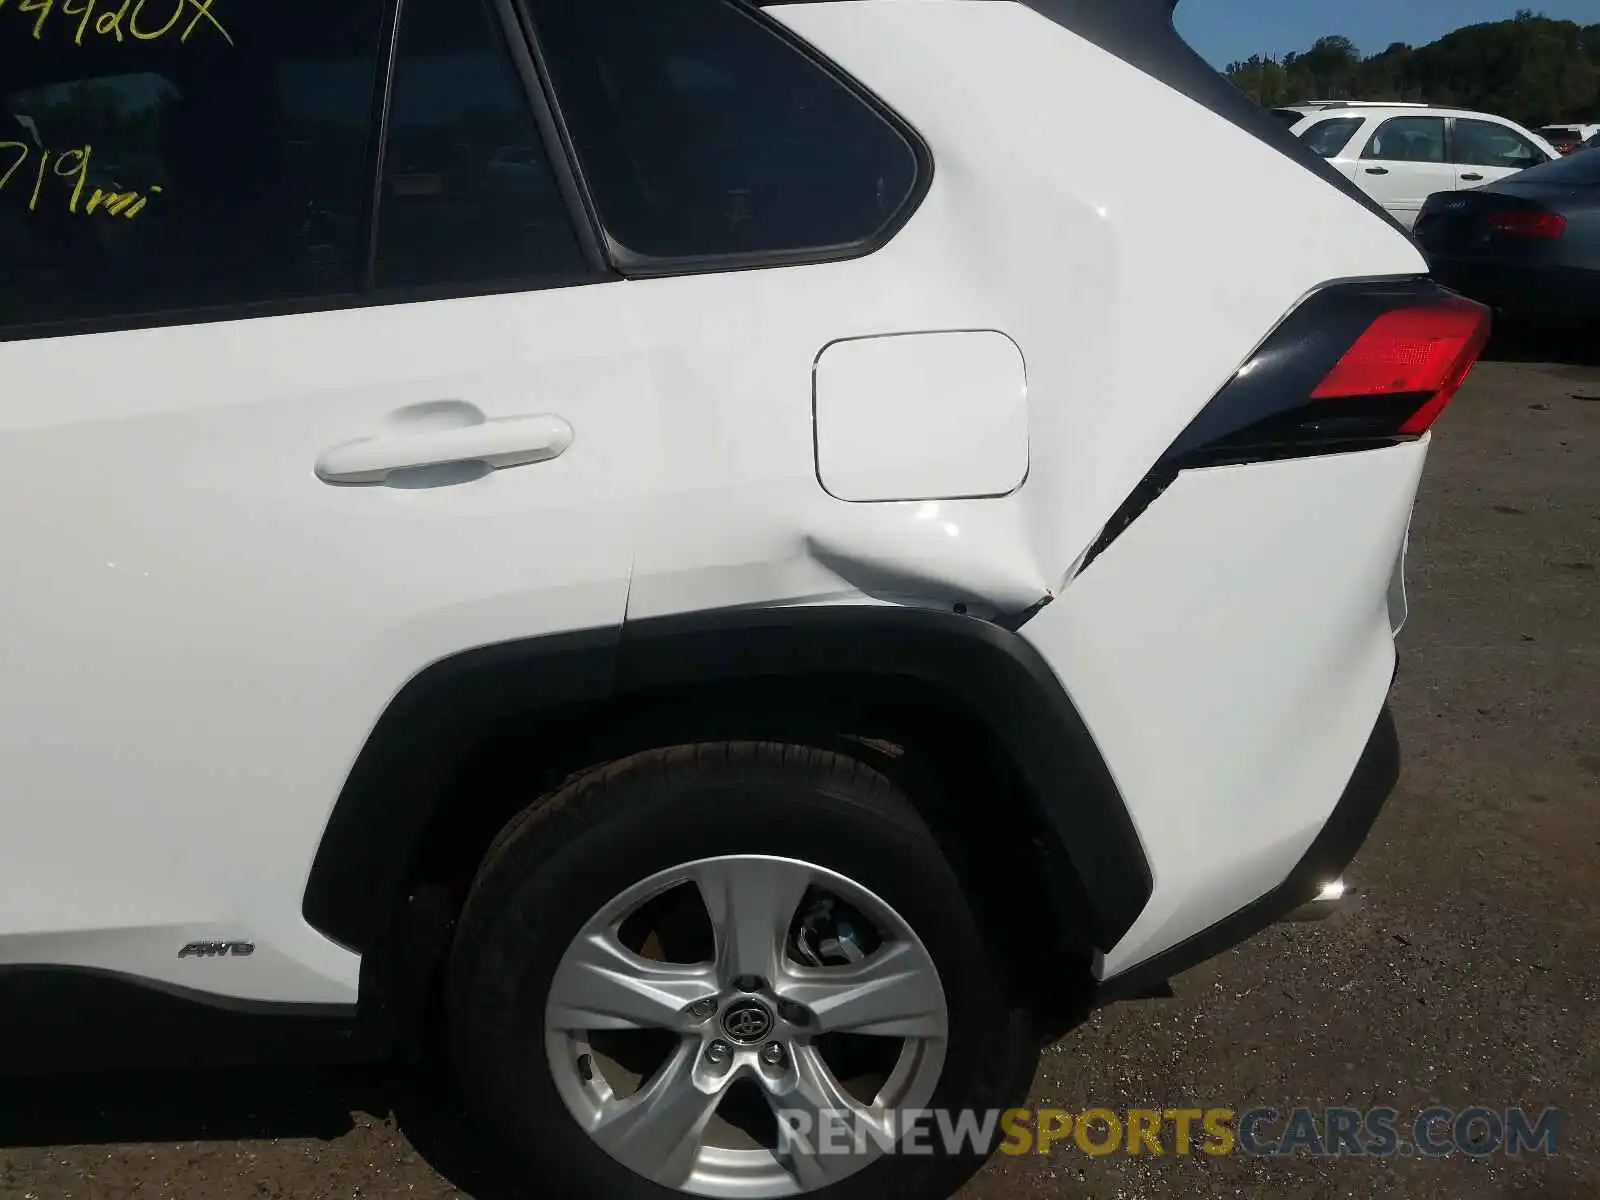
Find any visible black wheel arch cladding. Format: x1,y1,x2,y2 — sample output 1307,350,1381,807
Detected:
301,606,1154,960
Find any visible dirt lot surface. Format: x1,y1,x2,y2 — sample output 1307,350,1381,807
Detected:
1,346,1595,1200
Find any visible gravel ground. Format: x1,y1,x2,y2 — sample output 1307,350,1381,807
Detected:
1,347,1595,1200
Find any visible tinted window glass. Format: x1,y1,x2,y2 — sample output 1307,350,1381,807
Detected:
375,0,586,289
0,0,383,328
1500,139,1600,185
1362,116,1446,163
527,0,921,262
1300,117,1363,157
1454,119,1544,170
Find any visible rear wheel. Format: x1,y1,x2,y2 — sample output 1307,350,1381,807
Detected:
446,742,1035,1199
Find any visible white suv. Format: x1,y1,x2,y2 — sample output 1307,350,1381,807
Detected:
0,1,1488,1197
1293,104,1559,227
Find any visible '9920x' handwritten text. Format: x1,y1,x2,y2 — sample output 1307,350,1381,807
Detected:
0,0,233,46
0,141,162,219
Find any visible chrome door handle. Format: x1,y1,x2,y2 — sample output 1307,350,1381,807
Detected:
316,412,574,485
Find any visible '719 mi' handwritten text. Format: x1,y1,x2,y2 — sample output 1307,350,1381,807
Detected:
1,140,162,220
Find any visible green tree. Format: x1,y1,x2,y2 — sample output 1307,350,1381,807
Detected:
1223,15,1600,125
1223,54,1289,105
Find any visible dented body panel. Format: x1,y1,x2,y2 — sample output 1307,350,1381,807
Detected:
627,0,1427,621
0,0,1440,1015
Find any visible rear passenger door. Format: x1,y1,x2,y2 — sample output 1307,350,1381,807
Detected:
1355,115,1454,228
518,0,945,622
1452,117,1550,189
0,0,647,1000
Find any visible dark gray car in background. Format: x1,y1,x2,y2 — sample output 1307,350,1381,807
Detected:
1416,144,1600,328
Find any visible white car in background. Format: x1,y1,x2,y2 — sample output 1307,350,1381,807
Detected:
1293,104,1559,228
1271,99,1428,125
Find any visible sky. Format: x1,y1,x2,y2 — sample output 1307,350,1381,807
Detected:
1176,0,1600,68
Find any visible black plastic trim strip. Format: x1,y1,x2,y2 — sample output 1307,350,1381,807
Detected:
303,607,1153,958
1096,700,1401,1003
1076,275,1460,572
615,607,1153,949
0,967,375,1076
499,0,614,275
359,0,407,292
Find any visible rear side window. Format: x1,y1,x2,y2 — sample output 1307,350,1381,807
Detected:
0,0,384,329
1453,119,1545,170
1362,116,1446,163
1299,117,1363,158
526,0,923,265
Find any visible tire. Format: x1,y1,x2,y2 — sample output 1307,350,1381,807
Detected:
447,741,1037,1200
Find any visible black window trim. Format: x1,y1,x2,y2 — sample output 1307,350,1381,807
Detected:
493,0,612,276
0,0,616,347
513,0,934,279
360,0,407,292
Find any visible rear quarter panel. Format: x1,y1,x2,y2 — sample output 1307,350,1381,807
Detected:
771,1,1435,973
770,0,1429,585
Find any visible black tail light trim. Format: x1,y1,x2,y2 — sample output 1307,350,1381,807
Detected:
1080,276,1487,570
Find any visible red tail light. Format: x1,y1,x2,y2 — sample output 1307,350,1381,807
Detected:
1311,298,1492,433
1085,281,1491,569
1485,210,1567,239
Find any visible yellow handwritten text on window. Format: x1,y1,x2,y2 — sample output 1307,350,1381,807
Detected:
0,0,233,47
0,141,162,219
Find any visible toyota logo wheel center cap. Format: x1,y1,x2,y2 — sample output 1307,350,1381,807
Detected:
720,1000,775,1045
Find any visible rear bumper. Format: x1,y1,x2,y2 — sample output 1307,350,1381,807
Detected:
1095,700,1399,1001
1019,438,1427,981
1427,258,1600,322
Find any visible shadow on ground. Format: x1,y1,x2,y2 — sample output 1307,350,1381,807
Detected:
1480,323,1600,368
0,1001,1066,1199
0,1062,526,1199
0,1066,373,1147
